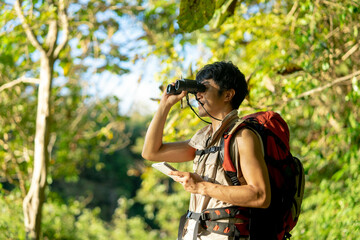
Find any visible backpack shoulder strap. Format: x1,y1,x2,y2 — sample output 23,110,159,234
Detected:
220,119,247,186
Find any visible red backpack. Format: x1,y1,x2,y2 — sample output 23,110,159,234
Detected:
221,111,305,239
177,111,305,240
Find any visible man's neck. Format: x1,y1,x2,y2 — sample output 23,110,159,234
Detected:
210,109,235,132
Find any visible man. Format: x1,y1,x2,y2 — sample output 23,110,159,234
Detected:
142,61,271,240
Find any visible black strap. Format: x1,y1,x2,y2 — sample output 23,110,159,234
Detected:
177,212,188,240
177,211,205,240
178,208,250,240
202,207,250,220
195,146,222,156
186,93,212,124
187,211,203,240
202,221,236,236
225,170,241,186
284,232,292,239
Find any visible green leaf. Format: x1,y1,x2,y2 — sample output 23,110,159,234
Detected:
352,76,359,93
212,0,237,28
177,0,216,32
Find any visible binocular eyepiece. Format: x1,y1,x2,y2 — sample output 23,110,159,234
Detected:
166,79,206,95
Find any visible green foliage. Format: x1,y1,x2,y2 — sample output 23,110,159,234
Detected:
1,189,159,240
177,0,215,32
1,0,360,239
136,163,191,238
1,0,154,238
110,198,159,240
49,110,147,221
138,0,360,239
0,190,25,239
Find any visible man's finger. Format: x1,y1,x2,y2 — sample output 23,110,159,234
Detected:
169,171,183,176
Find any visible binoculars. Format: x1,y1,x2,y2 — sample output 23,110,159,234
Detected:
166,79,206,95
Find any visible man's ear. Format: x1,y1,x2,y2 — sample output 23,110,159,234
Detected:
224,89,235,103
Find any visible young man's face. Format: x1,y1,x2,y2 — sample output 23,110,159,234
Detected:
196,79,228,118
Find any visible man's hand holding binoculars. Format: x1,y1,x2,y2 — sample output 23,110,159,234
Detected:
166,79,206,95
162,79,206,107
161,78,206,108
161,82,187,109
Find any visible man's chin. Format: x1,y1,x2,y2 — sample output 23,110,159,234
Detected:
198,110,207,118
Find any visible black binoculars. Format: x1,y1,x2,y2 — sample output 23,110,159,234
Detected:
166,79,206,95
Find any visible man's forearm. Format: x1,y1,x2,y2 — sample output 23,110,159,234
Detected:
171,171,270,208
197,181,270,209
141,90,194,163
142,103,171,160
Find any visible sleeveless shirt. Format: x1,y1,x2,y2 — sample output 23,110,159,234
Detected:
183,110,249,240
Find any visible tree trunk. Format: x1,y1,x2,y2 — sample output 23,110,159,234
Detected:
23,52,53,240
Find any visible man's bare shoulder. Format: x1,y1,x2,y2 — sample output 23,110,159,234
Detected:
233,127,258,140
233,127,262,151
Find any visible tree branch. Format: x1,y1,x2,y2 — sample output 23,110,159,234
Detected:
14,0,45,54
2,135,27,198
45,20,58,57
109,5,146,12
286,0,298,19
0,77,40,92
293,70,360,99
341,43,359,61
321,0,346,10
54,0,69,58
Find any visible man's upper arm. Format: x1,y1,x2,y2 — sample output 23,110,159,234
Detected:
235,128,271,205
145,140,196,163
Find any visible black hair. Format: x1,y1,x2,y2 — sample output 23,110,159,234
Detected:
195,61,248,109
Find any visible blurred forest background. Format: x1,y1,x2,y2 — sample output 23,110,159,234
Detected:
1,0,359,239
